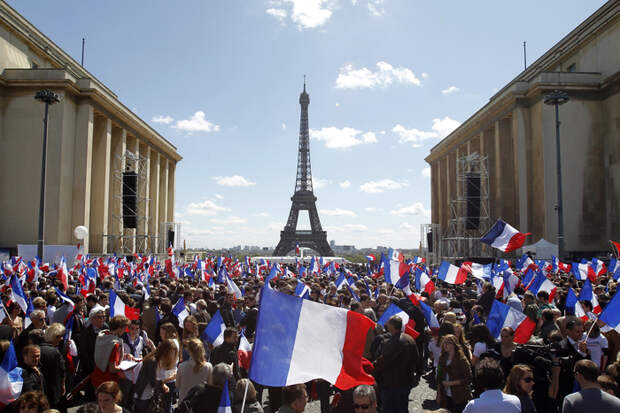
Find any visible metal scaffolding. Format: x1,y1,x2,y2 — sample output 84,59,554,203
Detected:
442,152,493,260
420,223,441,267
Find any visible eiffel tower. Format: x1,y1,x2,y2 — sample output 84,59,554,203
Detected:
273,81,334,256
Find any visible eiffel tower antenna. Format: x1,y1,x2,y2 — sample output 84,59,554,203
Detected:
273,81,334,257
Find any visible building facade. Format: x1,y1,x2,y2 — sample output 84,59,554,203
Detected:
425,1,620,260
0,2,181,256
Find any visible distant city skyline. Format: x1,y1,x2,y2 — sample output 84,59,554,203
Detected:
7,0,606,249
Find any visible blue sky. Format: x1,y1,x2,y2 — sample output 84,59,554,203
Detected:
8,0,606,249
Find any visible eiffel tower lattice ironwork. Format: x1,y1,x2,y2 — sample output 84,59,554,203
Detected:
273,82,334,256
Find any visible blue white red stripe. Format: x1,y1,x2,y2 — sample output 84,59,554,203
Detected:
109,290,140,320
437,261,467,284
480,219,530,253
487,300,536,344
202,309,226,346
377,303,419,339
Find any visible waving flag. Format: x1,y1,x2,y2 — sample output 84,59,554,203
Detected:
384,248,408,285
578,279,601,314
480,219,530,253
487,300,535,344
609,258,620,281
217,380,232,413
525,271,557,302
0,341,22,407
414,267,435,294
202,309,226,346
419,301,440,329
57,256,68,291
590,258,606,280
109,290,140,320
238,331,253,370
437,261,467,285
377,303,419,339
55,288,75,310
461,262,492,281
172,297,189,325
565,288,588,321
600,289,620,333
249,286,375,390
571,260,590,281
295,281,310,300
9,275,27,314
611,240,620,257
225,274,243,299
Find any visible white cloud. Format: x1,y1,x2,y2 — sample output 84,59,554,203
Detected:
390,202,431,217
335,102,340,107
255,212,270,217
281,123,287,130
364,207,377,212
173,111,220,133
339,180,351,188
213,175,256,187
310,127,378,149
422,166,431,178
210,216,248,225
360,179,408,194
421,72,429,78
327,224,368,232
215,194,224,200
441,86,460,95
152,115,173,124
313,178,330,189
367,0,385,16
320,208,357,217
400,222,416,231
266,8,287,21
335,61,421,89
392,116,461,146
186,200,230,216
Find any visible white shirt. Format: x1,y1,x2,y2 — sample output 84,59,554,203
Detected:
473,342,488,358
584,333,608,368
462,389,521,413
428,339,442,368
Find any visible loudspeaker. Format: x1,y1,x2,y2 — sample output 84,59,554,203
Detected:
465,172,481,230
122,171,138,229
427,231,433,253
167,229,175,248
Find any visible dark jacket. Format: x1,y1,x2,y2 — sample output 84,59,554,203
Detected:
39,342,66,407
380,332,419,388
437,354,472,405
477,290,496,316
20,365,45,393
211,341,240,379
554,337,588,403
77,324,98,376
134,358,158,399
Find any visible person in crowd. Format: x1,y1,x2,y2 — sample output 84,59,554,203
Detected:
463,358,520,412
156,299,179,342
39,323,66,408
78,305,107,395
553,317,590,404
437,334,472,413
211,327,240,380
469,324,496,367
16,310,46,363
133,339,178,413
14,390,50,413
232,378,264,413
352,385,377,413
176,337,212,402
583,319,608,370
75,403,102,413
597,373,619,396
496,327,516,379
476,283,495,317
121,319,153,360
91,315,130,389
20,344,45,394
96,381,129,413
504,364,537,413
539,308,559,343
562,359,620,412
276,384,308,413
429,322,456,375
159,322,181,360
180,315,199,361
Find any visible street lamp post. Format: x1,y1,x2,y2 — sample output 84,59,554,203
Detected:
543,90,569,261
35,89,60,260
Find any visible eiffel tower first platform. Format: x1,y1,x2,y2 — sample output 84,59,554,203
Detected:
273,82,334,257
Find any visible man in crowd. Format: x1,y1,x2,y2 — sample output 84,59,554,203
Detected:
353,385,377,413
562,359,620,412
276,384,308,413
462,358,520,412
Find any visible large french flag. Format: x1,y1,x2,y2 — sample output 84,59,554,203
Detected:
437,261,467,285
600,289,620,334
480,219,530,253
377,303,419,339
249,287,375,390
487,300,536,344
565,288,588,321
384,248,408,285
109,290,140,320
0,341,22,407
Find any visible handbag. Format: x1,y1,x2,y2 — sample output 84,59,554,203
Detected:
148,386,165,412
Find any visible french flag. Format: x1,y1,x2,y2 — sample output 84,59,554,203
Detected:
0,341,22,407
238,331,253,371
172,297,189,325
225,274,243,299
414,267,435,294
9,275,28,314
461,262,492,281
419,300,440,330
384,248,408,285
487,300,536,344
295,243,300,255
57,256,68,291
526,271,557,302
202,310,226,346
600,289,620,334
578,279,601,314
590,258,606,280
55,288,75,310
109,290,140,320
249,286,375,390
609,258,620,281
295,281,310,299
217,380,232,413
565,288,588,321
480,219,530,253
571,260,590,281
377,303,419,339
437,261,467,285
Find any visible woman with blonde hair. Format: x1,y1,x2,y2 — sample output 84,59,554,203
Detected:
177,338,213,401
181,315,199,361
133,339,178,413
504,364,537,413
232,378,264,413
437,334,472,413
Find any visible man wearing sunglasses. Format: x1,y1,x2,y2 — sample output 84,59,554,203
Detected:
562,359,620,412
352,385,377,413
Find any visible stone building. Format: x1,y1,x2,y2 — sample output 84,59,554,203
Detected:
0,2,181,256
425,1,619,260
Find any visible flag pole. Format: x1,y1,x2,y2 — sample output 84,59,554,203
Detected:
584,316,598,342
240,379,250,412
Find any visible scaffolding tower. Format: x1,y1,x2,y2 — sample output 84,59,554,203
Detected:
420,223,441,267
104,151,154,255
442,152,493,260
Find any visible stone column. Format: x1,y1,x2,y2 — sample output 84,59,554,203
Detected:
89,115,112,254
108,128,126,254
167,161,175,223
158,157,169,252
140,144,150,253
71,102,94,253
149,152,160,253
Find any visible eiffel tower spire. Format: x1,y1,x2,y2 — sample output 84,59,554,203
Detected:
273,82,334,257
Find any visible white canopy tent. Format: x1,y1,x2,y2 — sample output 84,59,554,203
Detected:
522,238,559,260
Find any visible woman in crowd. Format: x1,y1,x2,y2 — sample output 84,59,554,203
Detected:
177,338,212,402
14,391,49,413
180,316,199,361
96,381,129,413
429,322,456,375
121,319,154,360
159,322,181,360
91,315,131,389
504,364,537,413
496,327,516,378
469,324,496,367
232,378,264,413
437,334,472,413
133,339,179,413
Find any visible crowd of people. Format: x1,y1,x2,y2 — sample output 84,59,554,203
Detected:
0,253,620,413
